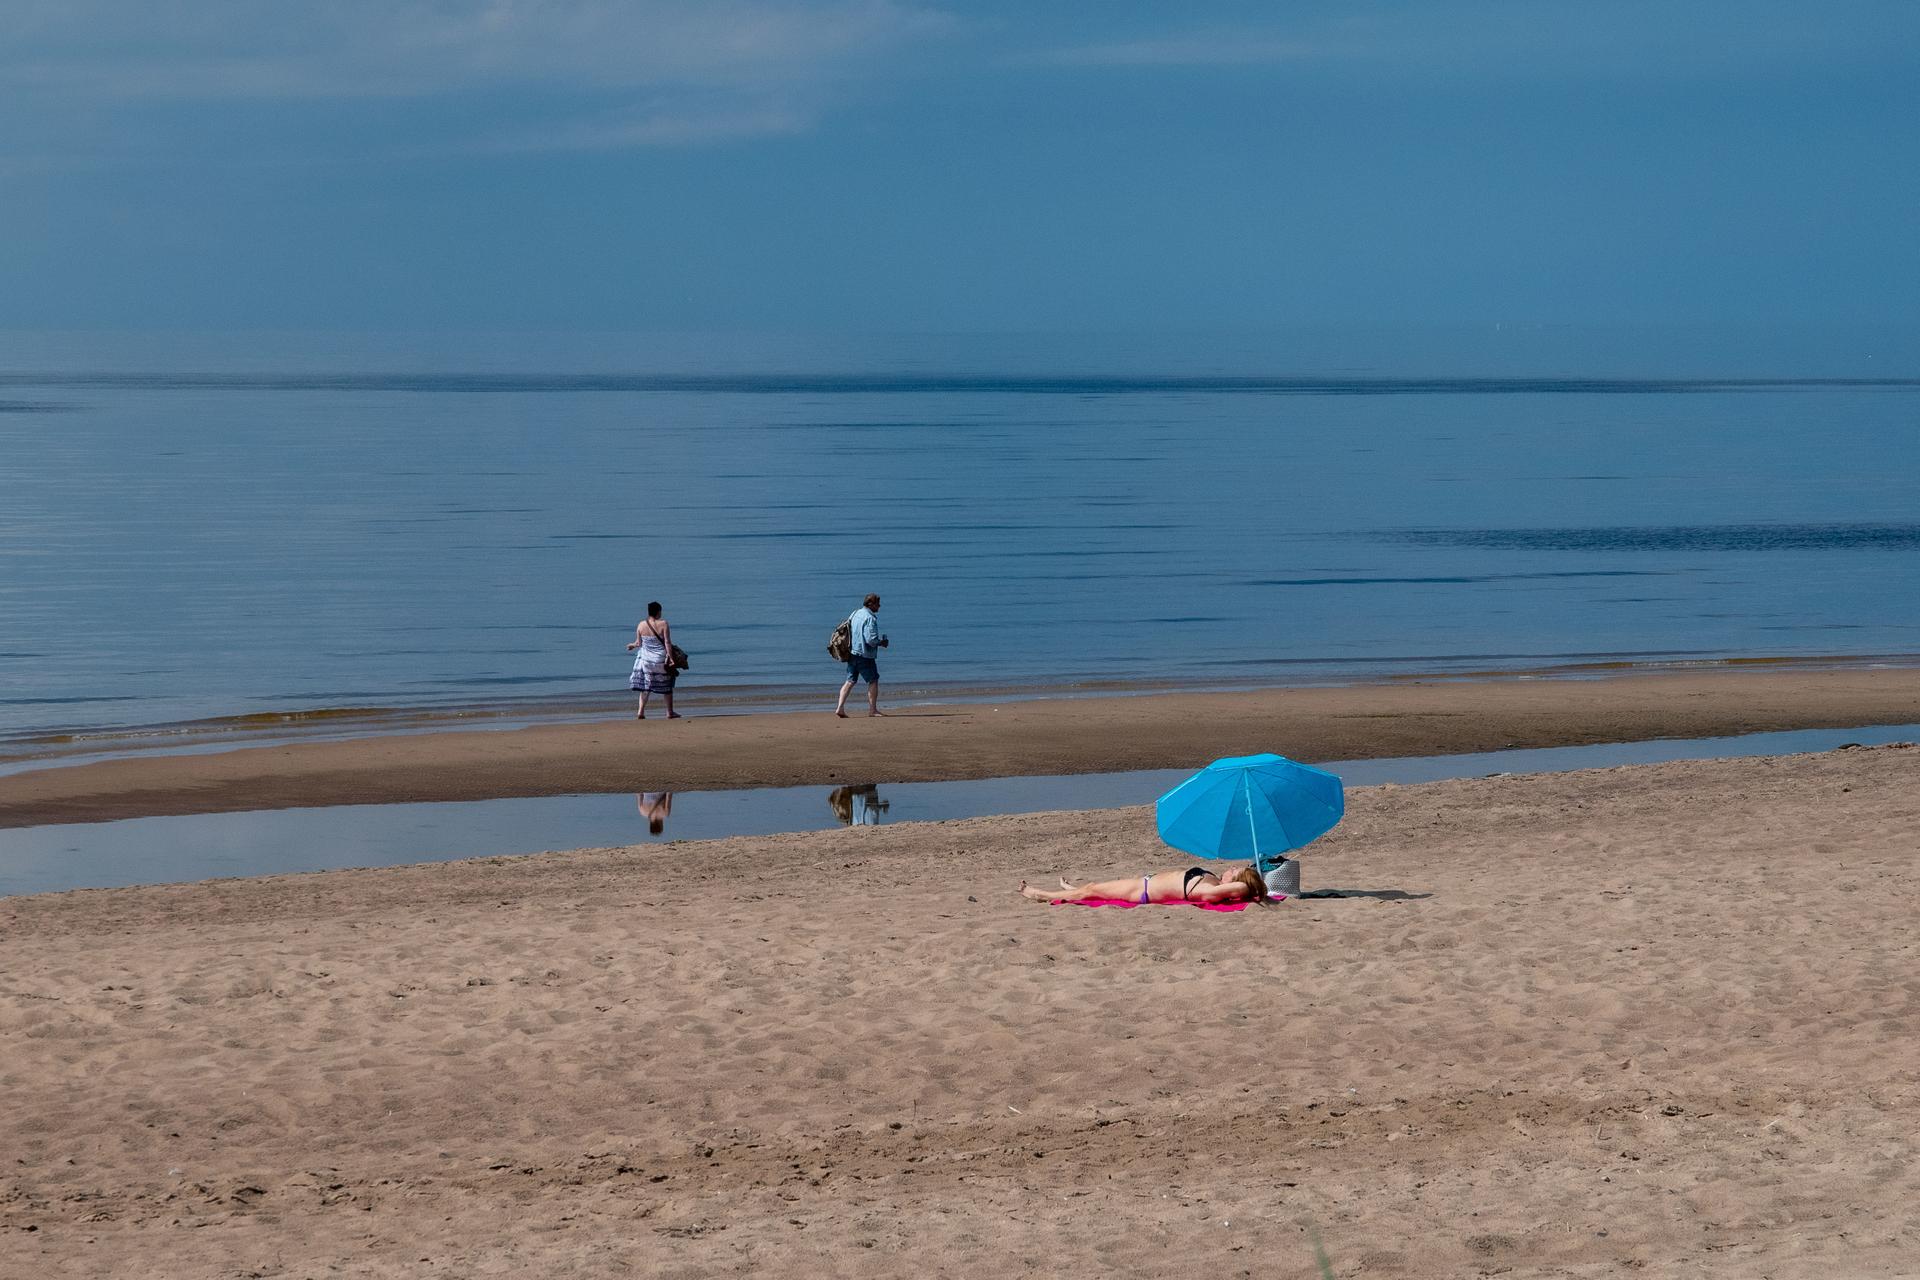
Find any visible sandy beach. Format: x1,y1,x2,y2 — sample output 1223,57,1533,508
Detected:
5,737,1919,1277
8,666,1920,827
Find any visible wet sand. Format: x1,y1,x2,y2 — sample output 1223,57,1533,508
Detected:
4,745,1918,1277
7,666,1920,826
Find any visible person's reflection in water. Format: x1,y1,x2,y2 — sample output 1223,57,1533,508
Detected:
827,783,888,827
636,791,672,836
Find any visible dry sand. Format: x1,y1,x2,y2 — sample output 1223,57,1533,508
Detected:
8,666,1920,826
5,744,1919,1278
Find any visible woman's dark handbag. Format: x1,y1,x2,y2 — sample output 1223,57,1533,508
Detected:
670,644,690,672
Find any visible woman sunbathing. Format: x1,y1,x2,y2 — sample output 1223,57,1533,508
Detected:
1021,864,1269,906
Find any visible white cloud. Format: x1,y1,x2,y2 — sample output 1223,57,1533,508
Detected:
1029,2,1919,77
0,0,951,152
2,1,953,97
1034,32,1332,69
487,101,812,151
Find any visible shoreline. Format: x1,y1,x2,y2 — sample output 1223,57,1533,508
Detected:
6,666,1920,828
11,652,1916,772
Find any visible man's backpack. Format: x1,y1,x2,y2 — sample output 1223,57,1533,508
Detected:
826,616,854,663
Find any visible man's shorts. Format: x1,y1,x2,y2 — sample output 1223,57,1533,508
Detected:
844,654,880,684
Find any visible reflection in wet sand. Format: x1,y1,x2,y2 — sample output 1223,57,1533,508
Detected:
636,791,672,835
827,783,888,826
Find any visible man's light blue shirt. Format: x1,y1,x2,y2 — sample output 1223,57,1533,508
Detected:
849,606,880,656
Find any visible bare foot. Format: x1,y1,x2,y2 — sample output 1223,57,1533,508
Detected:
868,710,886,717
667,712,682,719
1020,882,1060,903
635,714,645,720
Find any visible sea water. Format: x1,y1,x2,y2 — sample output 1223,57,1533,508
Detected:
3,329,1918,765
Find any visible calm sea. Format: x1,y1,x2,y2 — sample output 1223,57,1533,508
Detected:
3,330,1918,767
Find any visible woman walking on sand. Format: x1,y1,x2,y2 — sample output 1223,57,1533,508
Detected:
628,601,680,720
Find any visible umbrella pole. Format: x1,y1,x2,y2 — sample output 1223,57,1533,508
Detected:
1243,774,1261,868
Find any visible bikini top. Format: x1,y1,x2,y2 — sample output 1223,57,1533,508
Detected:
1182,866,1219,899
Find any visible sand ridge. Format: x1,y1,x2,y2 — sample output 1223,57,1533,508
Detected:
7,666,1920,826
4,745,1919,1276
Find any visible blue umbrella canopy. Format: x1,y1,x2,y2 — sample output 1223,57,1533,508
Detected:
1156,753,1345,866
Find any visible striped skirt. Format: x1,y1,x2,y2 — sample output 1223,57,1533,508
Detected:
631,660,676,692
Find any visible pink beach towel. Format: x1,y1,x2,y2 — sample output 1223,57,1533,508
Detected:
1053,896,1285,913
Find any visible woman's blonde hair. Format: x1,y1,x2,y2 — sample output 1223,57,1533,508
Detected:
1231,864,1270,903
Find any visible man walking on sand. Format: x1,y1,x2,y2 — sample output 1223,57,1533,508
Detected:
835,593,888,718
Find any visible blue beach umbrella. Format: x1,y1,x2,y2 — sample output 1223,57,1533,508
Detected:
1155,753,1345,869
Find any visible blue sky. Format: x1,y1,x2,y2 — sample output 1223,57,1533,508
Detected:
2,1,1916,333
